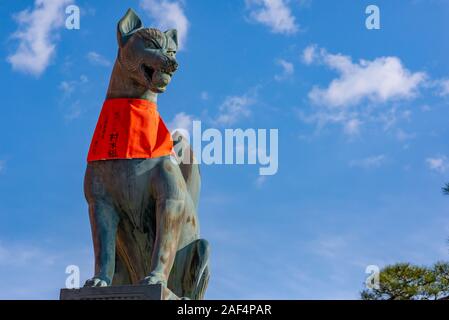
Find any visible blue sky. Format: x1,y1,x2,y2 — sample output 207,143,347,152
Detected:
0,0,449,299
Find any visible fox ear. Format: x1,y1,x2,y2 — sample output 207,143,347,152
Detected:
164,29,178,48
117,8,143,47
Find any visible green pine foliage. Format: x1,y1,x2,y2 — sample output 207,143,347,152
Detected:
443,183,449,195
361,262,449,300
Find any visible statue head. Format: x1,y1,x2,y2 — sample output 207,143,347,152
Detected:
116,9,178,94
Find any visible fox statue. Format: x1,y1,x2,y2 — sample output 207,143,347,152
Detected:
83,8,209,300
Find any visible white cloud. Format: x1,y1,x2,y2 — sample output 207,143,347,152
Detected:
140,0,189,50
274,59,294,81
298,45,426,136
7,0,72,76
86,51,111,67
426,156,449,173
435,79,449,97
304,46,426,108
215,95,255,126
302,44,318,65
246,0,299,35
167,112,194,135
349,155,387,169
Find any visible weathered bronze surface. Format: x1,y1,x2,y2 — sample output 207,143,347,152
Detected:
83,8,209,300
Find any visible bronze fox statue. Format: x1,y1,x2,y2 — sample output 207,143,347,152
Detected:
84,8,209,300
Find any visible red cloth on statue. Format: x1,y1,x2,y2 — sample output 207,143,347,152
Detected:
87,98,173,162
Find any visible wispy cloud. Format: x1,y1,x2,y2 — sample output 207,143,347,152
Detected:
301,44,318,65
86,51,111,67
375,106,412,131
0,242,56,267
254,175,267,188
434,78,449,97
58,75,88,120
349,155,387,169
140,0,189,49
58,75,88,98
343,118,362,136
297,108,362,137
64,101,83,121
274,58,294,81
309,235,350,259
214,94,256,126
245,0,299,35
0,240,93,299
59,81,75,96
421,105,432,112
0,160,5,174
200,91,209,101
7,0,72,76
426,156,449,173
396,129,416,142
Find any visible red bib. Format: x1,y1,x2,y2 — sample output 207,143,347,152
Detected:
87,99,173,162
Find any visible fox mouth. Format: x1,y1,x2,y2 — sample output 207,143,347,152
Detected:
142,64,155,83
142,64,172,93
142,65,169,93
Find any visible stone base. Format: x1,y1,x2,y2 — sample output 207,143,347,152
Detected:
60,284,162,300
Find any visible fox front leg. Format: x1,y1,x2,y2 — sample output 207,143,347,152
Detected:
84,200,120,287
142,198,185,286
141,159,186,286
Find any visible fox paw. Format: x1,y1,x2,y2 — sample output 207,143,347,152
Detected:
140,272,167,286
84,277,109,287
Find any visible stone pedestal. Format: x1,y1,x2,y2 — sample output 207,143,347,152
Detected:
60,284,162,300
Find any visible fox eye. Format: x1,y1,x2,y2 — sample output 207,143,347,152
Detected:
166,50,176,57
144,40,160,49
